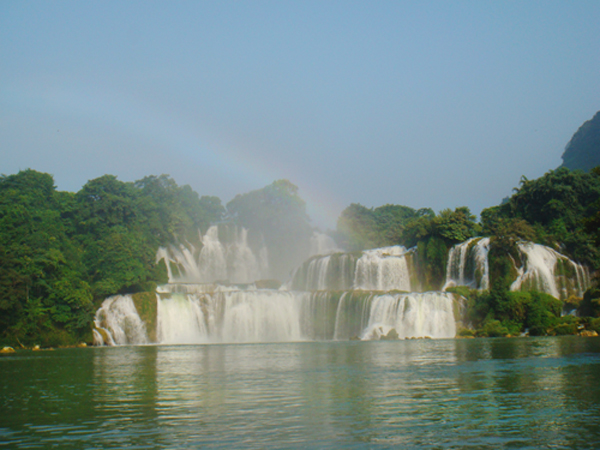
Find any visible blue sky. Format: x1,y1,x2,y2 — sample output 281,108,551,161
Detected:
1,0,599,229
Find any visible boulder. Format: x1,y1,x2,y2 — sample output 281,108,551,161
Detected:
380,328,399,340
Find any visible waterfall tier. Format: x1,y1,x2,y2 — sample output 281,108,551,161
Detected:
444,237,490,291
442,238,590,300
94,295,149,346
94,289,457,345
290,246,413,292
156,225,269,284
156,226,339,285
511,242,591,300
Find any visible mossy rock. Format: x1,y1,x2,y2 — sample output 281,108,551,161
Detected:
132,292,157,343
380,328,399,340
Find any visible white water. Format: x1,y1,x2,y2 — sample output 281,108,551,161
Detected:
93,295,148,345
288,252,356,291
511,242,591,299
96,233,595,346
443,237,490,291
359,292,456,340
156,225,269,284
97,288,457,345
156,294,209,344
291,245,412,292
354,246,412,291
442,238,590,300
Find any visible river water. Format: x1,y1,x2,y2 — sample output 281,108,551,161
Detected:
2,337,600,449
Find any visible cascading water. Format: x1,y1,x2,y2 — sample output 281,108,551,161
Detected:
93,295,149,346
95,232,595,346
288,252,357,291
359,292,456,340
442,237,591,300
99,227,464,345
443,237,490,291
97,288,457,345
354,246,412,291
511,242,591,300
156,225,269,284
289,246,413,292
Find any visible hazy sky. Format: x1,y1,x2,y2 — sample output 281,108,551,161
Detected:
1,1,599,229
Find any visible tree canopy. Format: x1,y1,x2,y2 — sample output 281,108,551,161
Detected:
481,167,600,268
0,170,223,346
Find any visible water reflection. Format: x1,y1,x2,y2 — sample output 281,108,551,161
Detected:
2,338,600,448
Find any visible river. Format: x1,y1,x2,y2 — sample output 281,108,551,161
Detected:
2,337,600,449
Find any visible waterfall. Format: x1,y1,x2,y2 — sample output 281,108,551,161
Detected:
156,225,270,284
511,242,591,300
289,246,412,292
332,292,456,340
96,233,595,346
97,288,457,345
289,252,357,291
220,291,303,343
354,246,412,291
443,238,590,300
443,237,490,291
93,295,149,345
156,294,209,344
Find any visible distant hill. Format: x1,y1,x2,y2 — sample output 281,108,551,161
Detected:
560,110,600,172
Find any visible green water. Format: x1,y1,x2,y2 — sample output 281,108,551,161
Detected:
2,337,600,449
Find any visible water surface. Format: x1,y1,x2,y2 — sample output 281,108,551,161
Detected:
2,337,600,449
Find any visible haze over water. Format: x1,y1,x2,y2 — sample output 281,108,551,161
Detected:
2,337,600,449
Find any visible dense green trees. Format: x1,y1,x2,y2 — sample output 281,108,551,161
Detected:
457,288,563,337
481,168,600,268
0,170,93,346
0,170,222,346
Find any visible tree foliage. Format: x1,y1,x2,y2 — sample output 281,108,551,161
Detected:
335,203,436,251
0,170,222,346
481,167,600,268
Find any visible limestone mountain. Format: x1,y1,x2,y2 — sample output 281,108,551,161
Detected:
560,110,600,172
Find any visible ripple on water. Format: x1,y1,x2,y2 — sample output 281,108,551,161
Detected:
1,338,600,448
